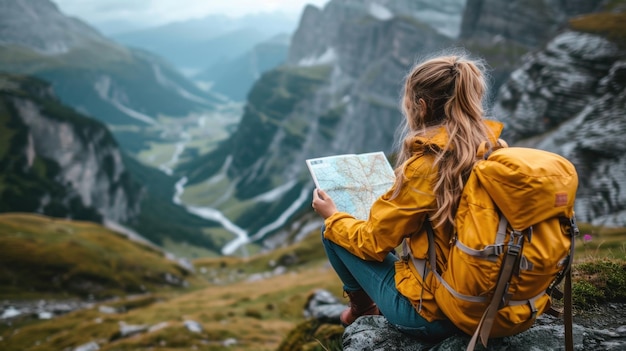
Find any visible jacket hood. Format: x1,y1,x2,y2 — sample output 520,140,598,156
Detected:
410,119,504,153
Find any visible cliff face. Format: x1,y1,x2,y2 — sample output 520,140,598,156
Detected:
494,24,626,226
0,73,142,223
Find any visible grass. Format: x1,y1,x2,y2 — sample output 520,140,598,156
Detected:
0,213,189,299
574,223,626,261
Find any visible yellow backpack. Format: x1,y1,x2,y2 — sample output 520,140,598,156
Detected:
421,146,579,350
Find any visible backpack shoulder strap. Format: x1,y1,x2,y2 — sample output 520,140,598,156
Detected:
465,218,523,350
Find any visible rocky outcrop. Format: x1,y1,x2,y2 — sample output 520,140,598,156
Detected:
303,289,626,351
493,29,626,226
0,73,142,223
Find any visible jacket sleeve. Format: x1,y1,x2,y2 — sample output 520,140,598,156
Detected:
323,155,437,261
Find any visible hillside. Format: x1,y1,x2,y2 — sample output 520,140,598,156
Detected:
0,213,190,300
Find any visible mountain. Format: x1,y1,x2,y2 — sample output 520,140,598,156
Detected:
0,73,141,223
112,12,298,75
175,0,626,255
0,0,221,152
195,33,291,101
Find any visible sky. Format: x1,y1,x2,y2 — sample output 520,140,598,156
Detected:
54,0,331,33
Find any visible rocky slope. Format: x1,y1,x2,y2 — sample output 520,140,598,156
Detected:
288,0,465,66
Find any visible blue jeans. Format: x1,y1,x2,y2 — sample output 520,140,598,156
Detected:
321,228,459,341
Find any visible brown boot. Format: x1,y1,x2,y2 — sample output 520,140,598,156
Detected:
340,289,381,326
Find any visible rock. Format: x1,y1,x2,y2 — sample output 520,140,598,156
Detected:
343,315,430,351
148,321,170,333
342,308,626,351
73,341,100,351
222,338,237,346
460,0,606,48
301,289,626,350
184,320,203,333
98,305,118,314
118,321,149,338
1,307,21,319
304,289,346,323
38,311,53,319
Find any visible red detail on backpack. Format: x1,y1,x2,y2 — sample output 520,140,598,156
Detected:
555,193,568,207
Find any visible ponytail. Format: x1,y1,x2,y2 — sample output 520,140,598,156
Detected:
393,54,495,229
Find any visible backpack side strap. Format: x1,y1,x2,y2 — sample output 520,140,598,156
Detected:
564,217,578,351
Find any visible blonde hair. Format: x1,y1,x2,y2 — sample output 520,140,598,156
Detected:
393,54,494,229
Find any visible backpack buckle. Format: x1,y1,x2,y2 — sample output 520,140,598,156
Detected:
510,230,524,247
486,244,505,256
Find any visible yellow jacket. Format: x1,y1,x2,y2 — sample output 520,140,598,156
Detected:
323,120,504,322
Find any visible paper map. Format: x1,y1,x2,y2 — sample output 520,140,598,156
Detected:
306,151,395,220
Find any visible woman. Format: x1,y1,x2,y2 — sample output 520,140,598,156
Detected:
311,54,504,341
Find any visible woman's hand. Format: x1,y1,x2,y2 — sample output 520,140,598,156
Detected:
312,189,338,219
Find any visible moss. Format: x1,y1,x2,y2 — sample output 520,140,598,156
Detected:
572,259,626,308
276,319,344,351
310,323,345,351
569,12,626,48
